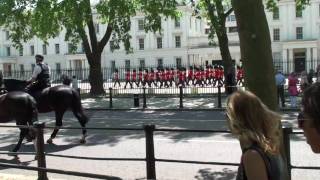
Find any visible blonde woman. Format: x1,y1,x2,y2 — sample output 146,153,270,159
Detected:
226,91,285,180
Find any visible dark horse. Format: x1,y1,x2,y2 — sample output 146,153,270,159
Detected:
0,91,37,152
1,79,89,144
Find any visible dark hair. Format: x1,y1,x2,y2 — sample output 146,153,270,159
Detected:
35,54,44,61
302,82,320,132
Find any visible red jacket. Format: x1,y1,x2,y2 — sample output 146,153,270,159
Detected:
132,72,137,81
125,71,131,81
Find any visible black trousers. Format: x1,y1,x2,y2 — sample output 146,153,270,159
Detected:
277,85,285,107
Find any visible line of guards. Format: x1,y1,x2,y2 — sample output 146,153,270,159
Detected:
113,65,245,89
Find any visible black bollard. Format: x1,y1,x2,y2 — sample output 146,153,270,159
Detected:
34,122,48,180
109,87,113,109
282,127,292,180
217,86,222,108
143,87,147,109
179,86,183,109
144,125,156,179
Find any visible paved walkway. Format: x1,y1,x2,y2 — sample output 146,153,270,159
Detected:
81,96,301,110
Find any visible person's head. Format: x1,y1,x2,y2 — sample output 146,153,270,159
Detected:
35,54,44,63
226,90,281,154
72,75,76,79
300,83,320,153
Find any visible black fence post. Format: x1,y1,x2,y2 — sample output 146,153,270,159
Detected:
143,87,147,109
282,127,292,180
144,125,156,180
34,122,48,180
179,86,183,109
109,87,113,109
217,86,222,108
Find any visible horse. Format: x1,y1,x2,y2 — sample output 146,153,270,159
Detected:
1,79,89,144
0,91,38,152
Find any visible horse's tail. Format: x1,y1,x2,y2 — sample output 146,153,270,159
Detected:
71,89,88,124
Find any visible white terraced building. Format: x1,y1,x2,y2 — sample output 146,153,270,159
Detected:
0,0,320,76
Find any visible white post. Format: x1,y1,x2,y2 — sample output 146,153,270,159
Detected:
289,49,294,73
306,48,311,72
282,49,288,74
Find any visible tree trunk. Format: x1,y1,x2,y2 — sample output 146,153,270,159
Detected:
231,1,289,179
88,54,105,96
217,31,235,94
231,0,277,110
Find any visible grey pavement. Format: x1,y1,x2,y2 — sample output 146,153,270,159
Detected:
81,96,301,110
0,110,318,180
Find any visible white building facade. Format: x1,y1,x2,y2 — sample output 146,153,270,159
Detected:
0,0,319,75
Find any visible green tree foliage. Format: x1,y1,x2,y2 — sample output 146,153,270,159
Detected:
191,0,234,79
0,0,179,95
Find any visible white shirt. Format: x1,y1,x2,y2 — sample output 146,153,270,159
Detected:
72,78,78,89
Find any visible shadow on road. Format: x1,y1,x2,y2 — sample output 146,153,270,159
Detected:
195,168,237,180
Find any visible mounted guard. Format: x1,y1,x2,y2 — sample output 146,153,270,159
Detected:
25,54,51,99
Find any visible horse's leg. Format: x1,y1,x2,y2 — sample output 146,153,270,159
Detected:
73,111,88,144
47,110,64,144
11,128,28,154
73,110,88,144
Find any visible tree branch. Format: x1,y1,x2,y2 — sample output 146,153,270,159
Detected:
224,8,234,19
98,25,113,53
87,15,98,53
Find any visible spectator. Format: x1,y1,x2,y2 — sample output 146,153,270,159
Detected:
299,83,320,153
72,75,78,89
300,70,309,92
317,65,320,83
307,69,314,85
288,72,299,108
226,90,285,180
275,70,286,108
225,67,236,95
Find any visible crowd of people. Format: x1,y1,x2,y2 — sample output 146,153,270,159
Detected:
112,65,245,89
276,65,320,108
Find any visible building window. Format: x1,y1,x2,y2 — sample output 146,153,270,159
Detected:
81,44,85,53
42,44,47,55
273,28,280,41
157,37,162,49
205,28,210,34
176,57,182,69
5,31,9,40
68,43,74,54
228,26,238,33
125,60,130,69
296,27,303,39
3,63,12,76
273,7,279,20
56,63,61,74
139,59,145,69
6,47,10,56
175,18,181,28
95,23,100,34
30,45,35,56
110,41,120,52
273,53,282,73
228,15,236,21
19,48,23,56
55,44,60,54
19,64,25,75
175,36,181,48
138,19,144,31
111,60,116,73
296,5,303,18
139,38,144,50
157,58,163,68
